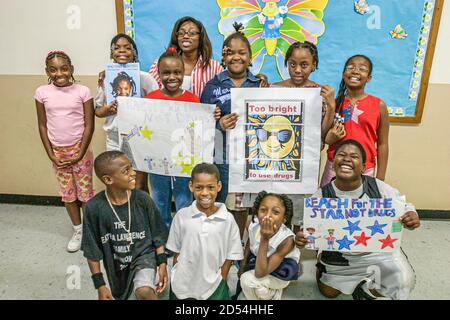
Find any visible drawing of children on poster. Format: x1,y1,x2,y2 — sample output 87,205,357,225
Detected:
245,100,303,181
325,229,336,250
305,227,320,250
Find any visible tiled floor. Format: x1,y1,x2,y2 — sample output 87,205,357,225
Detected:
1,204,449,300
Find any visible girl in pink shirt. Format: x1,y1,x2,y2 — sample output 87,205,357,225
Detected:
35,51,95,253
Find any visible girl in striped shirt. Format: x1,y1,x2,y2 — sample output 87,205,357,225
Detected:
149,16,223,98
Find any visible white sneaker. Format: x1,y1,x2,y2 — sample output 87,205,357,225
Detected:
67,229,82,253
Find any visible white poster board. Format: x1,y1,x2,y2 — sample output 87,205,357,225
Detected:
229,88,322,194
117,97,216,177
303,197,405,253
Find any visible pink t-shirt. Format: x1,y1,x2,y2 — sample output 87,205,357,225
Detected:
34,83,92,146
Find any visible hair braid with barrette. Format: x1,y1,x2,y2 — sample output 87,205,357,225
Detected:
251,191,294,227
284,41,319,70
157,46,184,69
221,21,252,68
45,51,76,84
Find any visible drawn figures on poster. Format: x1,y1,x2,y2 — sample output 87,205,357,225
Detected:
105,63,141,105
245,100,303,182
303,197,405,253
229,88,322,194
116,97,216,177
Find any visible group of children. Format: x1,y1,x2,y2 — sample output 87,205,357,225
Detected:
34,16,420,300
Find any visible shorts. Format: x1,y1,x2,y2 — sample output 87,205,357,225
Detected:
52,141,94,203
317,249,415,300
170,279,230,300
133,268,159,292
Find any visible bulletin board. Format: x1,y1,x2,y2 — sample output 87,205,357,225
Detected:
115,0,443,123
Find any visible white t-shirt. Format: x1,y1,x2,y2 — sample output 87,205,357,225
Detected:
95,71,158,150
182,75,192,91
248,220,300,262
166,202,244,300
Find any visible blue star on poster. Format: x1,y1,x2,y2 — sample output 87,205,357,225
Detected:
336,235,355,251
343,220,362,235
367,220,388,236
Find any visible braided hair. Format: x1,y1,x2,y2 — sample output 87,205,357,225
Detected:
110,71,137,98
284,41,319,70
110,33,139,63
335,55,373,114
251,191,294,227
157,46,184,70
45,51,76,84
222,22,252,67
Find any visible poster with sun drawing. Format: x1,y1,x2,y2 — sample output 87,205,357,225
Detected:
303,197,405,253
116,97,216,177
229,88,321,194
245,101,303,181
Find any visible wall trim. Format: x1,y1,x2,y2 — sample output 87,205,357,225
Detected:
0,194,449,220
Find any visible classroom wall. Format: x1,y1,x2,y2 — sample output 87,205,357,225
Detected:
1,0,449,210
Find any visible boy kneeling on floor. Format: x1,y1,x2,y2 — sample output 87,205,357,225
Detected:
296,140,420,300
81,151,169,300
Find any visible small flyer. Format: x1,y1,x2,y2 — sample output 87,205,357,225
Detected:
105,63,141,105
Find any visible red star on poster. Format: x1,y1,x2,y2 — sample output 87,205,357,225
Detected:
379,235,398,250
354,232,372,246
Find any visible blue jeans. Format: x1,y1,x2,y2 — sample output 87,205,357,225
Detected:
149,174,193,227
216,164,229,203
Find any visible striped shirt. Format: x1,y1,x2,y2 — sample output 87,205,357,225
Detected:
148,56,223,98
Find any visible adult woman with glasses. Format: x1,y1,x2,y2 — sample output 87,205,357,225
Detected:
149,16,223,97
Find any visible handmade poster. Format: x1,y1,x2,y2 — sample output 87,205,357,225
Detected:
303,197,405,253
116,97,216,177
105,63,141,105
229,88,321,194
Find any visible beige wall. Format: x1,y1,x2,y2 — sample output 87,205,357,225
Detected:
1,1,449,210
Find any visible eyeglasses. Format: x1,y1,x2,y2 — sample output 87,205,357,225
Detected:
345,65,370,73
176,30,200,38
255,129,292,144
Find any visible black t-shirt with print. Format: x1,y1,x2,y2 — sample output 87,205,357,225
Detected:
81,189,168,300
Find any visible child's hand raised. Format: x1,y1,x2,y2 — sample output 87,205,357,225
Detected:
156,264,168,294
219,113,238,130
214,106,222,121
399,211,420,230
295,231,308,249
256,73,269,88
260,216,277,240
106,100,118,116
324,121,346,145
320,85,336,109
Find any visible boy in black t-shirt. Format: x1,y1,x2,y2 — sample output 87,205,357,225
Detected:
81,151,168,300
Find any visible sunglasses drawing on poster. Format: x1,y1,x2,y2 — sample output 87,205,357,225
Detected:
245,100,304,182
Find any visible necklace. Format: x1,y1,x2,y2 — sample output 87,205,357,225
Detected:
105,190,133,244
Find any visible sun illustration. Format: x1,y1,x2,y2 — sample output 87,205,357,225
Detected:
246,114,301,173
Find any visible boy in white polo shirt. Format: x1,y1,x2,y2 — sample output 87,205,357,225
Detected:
166,163,244,300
